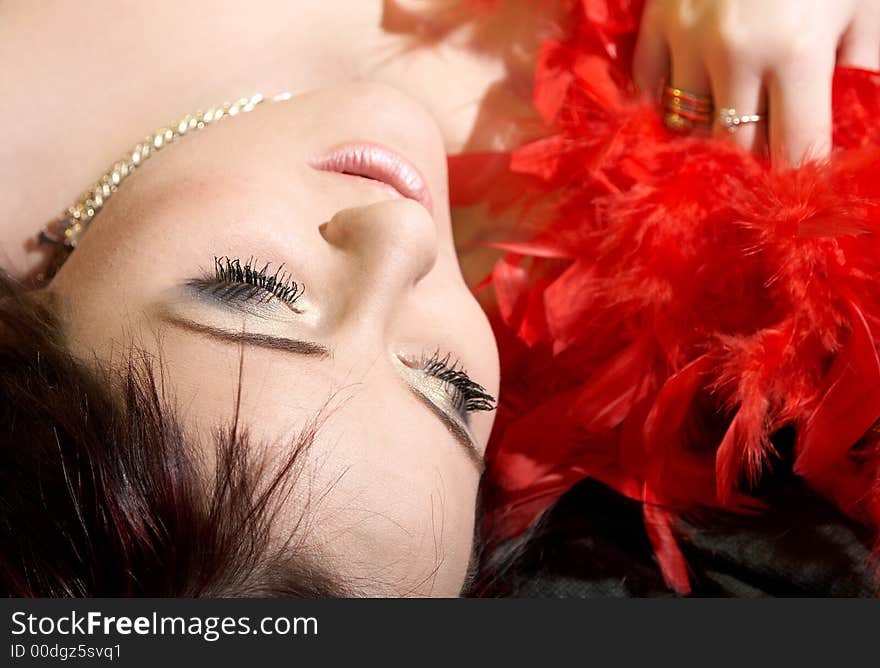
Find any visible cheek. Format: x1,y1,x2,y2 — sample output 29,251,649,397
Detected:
466,301,501,391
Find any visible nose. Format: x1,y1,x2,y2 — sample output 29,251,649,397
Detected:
320,198,439,319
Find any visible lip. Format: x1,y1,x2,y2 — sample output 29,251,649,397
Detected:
309,142,433,214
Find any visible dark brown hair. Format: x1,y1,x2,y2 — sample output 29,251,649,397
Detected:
0,271,347,597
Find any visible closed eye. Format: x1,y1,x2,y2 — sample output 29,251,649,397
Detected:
185,256,305,314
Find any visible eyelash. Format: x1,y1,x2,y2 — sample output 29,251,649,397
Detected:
203,256,305,306
193,259,493,415
418,350,496,415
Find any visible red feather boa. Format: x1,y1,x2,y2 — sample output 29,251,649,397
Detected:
449,0,880,593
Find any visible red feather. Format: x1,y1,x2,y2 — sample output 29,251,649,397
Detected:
797,302,880,480
447,0,880,593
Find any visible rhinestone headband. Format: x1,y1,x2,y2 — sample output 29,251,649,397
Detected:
38,91,293,253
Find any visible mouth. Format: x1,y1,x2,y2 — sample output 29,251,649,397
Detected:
309,142,434,214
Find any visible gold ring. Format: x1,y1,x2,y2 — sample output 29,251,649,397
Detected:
662,85,713,132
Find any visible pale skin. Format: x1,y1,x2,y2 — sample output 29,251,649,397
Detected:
0,0,872,596
634,0,880,166
1,0,531,597
46,83,501,595
0,0,547,280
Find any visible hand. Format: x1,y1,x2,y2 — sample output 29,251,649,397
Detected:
633,0,880,166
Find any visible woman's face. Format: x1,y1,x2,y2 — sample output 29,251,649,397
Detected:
47,82,500,596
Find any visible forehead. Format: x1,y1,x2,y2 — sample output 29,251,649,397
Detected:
42,86,494,594
61,311,483,595
208,343,481,594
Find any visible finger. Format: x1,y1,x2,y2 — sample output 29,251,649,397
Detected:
663,42,713,132
768,58,834,167
633,3,670,99
709,66,768,158
838,22,880,71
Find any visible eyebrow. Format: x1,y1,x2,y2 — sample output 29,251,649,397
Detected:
407,388,485,471
158,312,484,470
159,314,331,357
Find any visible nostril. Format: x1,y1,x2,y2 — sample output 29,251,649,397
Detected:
318,221,330,240
319,200,439,284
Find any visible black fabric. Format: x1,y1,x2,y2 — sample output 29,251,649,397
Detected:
481,476,878,597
